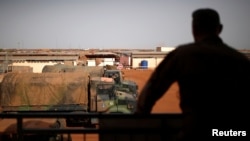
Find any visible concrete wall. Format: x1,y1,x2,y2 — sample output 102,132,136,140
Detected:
98,61,114,67
132,58,156,69
131,57,165,69
87,60,96,66
156,58,164,66
11,66,33,73
156,46,176,52
12,61,64,73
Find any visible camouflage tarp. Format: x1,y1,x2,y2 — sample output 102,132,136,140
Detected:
42,63,66,73
105,65,118,70
42,64,104,77
0,72,89,111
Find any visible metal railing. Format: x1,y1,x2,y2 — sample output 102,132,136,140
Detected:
0,112,183,141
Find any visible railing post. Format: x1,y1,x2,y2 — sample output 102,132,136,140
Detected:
17,117,23,141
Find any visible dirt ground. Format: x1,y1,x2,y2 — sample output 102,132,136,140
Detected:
123,69,181,113
0,69,182,141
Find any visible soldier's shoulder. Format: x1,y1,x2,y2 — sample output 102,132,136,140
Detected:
174,42,196,49
173,43,198,54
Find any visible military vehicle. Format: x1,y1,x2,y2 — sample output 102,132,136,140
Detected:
103,69,138,98
0,72,137,127
43,64,139,99
42,63,139,107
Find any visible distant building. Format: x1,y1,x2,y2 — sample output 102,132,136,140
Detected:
156,46,176,52
86,60,96,66
0,52,79,73
85,52,118,67
131,51,168,69
115,47,175,69
115,51,169,69
118,52,131,67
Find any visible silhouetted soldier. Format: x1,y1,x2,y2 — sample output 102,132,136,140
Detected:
135,8,250,140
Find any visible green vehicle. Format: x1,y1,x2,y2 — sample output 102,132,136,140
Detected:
89,77,136,114
103,69,139,98
66,76,137,129
0,72,137,128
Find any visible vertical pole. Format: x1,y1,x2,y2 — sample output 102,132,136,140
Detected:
17,117,23,141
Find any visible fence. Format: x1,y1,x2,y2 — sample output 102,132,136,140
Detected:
0,112,183,141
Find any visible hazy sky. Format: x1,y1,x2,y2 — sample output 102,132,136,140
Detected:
0,0,249,49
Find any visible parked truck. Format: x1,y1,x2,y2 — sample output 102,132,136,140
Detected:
42,64,139,99
0,72,137,141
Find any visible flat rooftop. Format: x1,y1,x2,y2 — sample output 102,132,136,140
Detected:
0,52,79,61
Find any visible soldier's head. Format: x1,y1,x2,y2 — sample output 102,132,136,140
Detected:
192,8,223,42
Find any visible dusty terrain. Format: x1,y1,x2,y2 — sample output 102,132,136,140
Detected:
123,69,181,113
0,69,182,141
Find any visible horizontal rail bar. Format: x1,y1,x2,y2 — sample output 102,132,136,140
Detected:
0,112,183,119
0,112,183,141
22,128,178,134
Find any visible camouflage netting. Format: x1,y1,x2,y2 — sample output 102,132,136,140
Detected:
0,72,89,110
42,63,66,73
105,65,118,70
42,64,104,77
